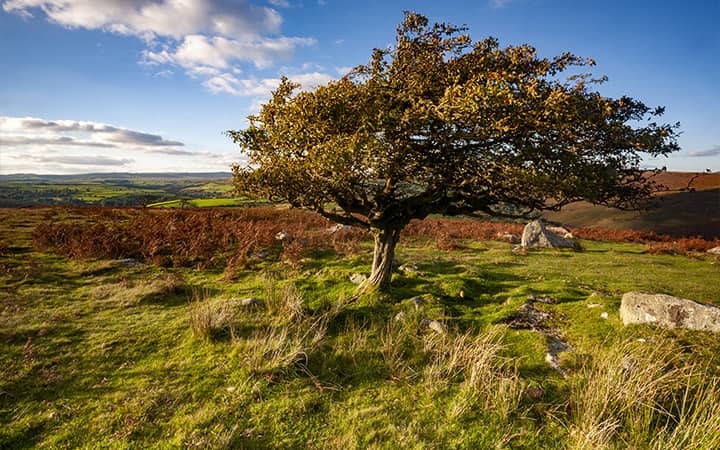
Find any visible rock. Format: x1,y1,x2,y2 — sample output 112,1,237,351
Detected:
326,224,347,234
707,246,720,255
251,251,269,261
117,258,142,266
545,335,573,376
600,312,609,320
349,273,367,284
521,220,575,249
505,302,551,330
496,232,520,244
511,245,528,255
398,262,419,273
411,296,425,310
423,319,445,334
547,226,574,239
275,231,290,241
240,297,264,307
527,295,557,304
620,292,720,332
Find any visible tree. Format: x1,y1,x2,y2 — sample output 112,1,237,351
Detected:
228,12,679,292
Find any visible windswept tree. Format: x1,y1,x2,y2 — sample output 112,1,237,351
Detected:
228,12,679,292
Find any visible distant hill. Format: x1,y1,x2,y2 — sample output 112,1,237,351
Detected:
0,172,232,182
544,172,720,239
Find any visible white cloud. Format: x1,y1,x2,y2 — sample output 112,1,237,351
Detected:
489,0,523,8
0,116,184,147
688,145,720,157
149,34,316,70
2,0,282,41
0,135,118,147
268,0,290,7
0,115,242,174
153,69,174,78
26,155,135,166
203,71,334,97
3,0,320,94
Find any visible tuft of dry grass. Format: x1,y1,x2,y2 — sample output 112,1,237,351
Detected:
423,325,524,417
380,320,417,381
566,339,720,449
649,376,720,450
239,315,329,375
263,280,305,323
188,289,237,340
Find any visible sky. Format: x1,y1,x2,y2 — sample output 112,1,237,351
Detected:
1,0,718,175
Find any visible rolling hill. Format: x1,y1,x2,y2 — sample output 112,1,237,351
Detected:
544,172,720,239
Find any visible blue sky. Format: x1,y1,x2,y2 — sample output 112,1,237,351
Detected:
1,0,718,174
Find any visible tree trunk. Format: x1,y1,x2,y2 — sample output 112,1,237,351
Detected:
359,227,401,293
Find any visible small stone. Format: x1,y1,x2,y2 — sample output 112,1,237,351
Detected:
411,296,425,310
398,263,419,273
496,232,520,244
251,251,269,260
326,224,347,234
525,386,545,400
349,273,367,284
423,319,445,334
117,258,142,266
511,245,528,255
240,297,264,307
528,295,557,304
600,312,609,319
275,231,290,241
226,386,236,392
544,352,558,368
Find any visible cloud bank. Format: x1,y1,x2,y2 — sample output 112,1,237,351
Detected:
0,115,239,173
688,145,720,158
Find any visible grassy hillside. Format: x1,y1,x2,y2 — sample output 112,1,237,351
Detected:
544,172,720,239
1,207,719,448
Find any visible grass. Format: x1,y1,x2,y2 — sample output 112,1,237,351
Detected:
0,176,236,207
1,207,719,448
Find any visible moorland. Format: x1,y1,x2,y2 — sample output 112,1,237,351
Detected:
0,172,719,448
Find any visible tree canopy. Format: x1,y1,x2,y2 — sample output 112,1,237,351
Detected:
228,12,679,290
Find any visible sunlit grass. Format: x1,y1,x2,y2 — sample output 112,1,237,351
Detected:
1,207,718,448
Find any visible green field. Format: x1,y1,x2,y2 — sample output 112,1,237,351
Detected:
1,207,718,448
0,173,235,207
